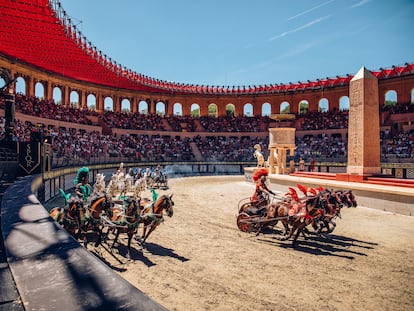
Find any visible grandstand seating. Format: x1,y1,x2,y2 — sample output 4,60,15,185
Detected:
1,93,413,168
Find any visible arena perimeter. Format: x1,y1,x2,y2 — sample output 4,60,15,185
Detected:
84,175,414,311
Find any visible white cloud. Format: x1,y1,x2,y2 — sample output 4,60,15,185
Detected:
288,0,335,21
351,0,372,9
268,16,331,41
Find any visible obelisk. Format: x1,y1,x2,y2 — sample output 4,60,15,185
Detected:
347,67,381,176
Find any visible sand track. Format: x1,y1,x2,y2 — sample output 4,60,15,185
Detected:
87,176,414,311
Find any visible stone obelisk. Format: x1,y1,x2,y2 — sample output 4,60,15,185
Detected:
347,67,381,176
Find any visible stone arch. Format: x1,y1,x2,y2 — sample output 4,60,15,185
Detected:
385,90,397,107
35,81,45,98
262,102,271,116
70,90,79,108
280,101,290,114
156,101,166,116
121,98,131,112
173,102,182,116
53,87,62,105
208,103,218,117
138,100,148,114
104,96,113,111
226,103,235,117
87,94,96,110
339,96,350,110
319,98,329,112
299,100,309,115
191,103,200,117
411,88,414,104
15,77,26,95
244,103,253,116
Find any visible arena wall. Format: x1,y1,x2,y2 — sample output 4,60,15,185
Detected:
0,174,167,310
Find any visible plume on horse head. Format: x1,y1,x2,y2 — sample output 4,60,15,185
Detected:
285,187,299,202
297,184,309,196
309,187,318,196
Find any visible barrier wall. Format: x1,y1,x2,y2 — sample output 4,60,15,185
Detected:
1,174,167,310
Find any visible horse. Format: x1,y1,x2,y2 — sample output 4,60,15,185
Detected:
264,194,321,247
132,177,146,197
337,189,358,207
49,199,86,238
91,173,106,197
313,189,344,234
78,195,113,247
104,198,141,259
138,194,174,247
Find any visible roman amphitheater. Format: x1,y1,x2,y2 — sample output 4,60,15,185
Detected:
0,1,413,311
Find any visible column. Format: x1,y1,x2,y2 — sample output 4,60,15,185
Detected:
347,67,381,175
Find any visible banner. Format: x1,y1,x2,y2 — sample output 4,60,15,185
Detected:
17,142,41,175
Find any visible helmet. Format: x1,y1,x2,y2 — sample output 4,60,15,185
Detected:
252,168,268,182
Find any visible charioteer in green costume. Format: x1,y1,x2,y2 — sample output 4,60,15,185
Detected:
74,166,92,202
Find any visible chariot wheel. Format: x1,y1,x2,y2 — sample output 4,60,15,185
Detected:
237,213,254,232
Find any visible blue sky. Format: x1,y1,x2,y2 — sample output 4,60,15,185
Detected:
58,0,413,87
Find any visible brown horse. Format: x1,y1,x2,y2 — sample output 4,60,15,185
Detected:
49,199,86,238
264,195,321,247
78,195,113,247
105,198,140,259
138,194,174,247
313,189,344,234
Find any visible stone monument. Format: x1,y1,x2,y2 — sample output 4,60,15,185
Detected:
268,115,296,174
346,66,381,177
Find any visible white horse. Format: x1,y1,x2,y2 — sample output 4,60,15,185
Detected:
132,177,146,198
106,173,125,197
91,173,106,196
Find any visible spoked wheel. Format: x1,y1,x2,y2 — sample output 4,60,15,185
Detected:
237,212,255,232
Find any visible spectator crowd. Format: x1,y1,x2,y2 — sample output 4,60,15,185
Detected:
0,94,413,167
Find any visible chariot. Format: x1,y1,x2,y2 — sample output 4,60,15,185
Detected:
236,184,357,246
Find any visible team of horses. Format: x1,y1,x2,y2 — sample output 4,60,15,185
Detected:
237,184,357,247
49,172,174,259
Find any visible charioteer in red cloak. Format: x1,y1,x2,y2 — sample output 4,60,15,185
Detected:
251,168,275,208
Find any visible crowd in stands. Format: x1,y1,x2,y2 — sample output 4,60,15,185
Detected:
381,102,414,114
294,134,347,161
166,115,197,132
100,111,166,131
300,110,349,130
193,135,265,161
14,94,93,125
199,116,269,132
1,94,413,166
381,131,414,160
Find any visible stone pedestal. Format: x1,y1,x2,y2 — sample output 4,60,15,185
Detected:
347,67,381,175
268,128,295,174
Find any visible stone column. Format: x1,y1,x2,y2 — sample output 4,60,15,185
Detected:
347,67,381,175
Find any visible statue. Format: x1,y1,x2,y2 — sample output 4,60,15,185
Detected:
253,144,267,168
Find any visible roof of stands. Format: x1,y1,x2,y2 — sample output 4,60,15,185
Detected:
1,0,413,95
